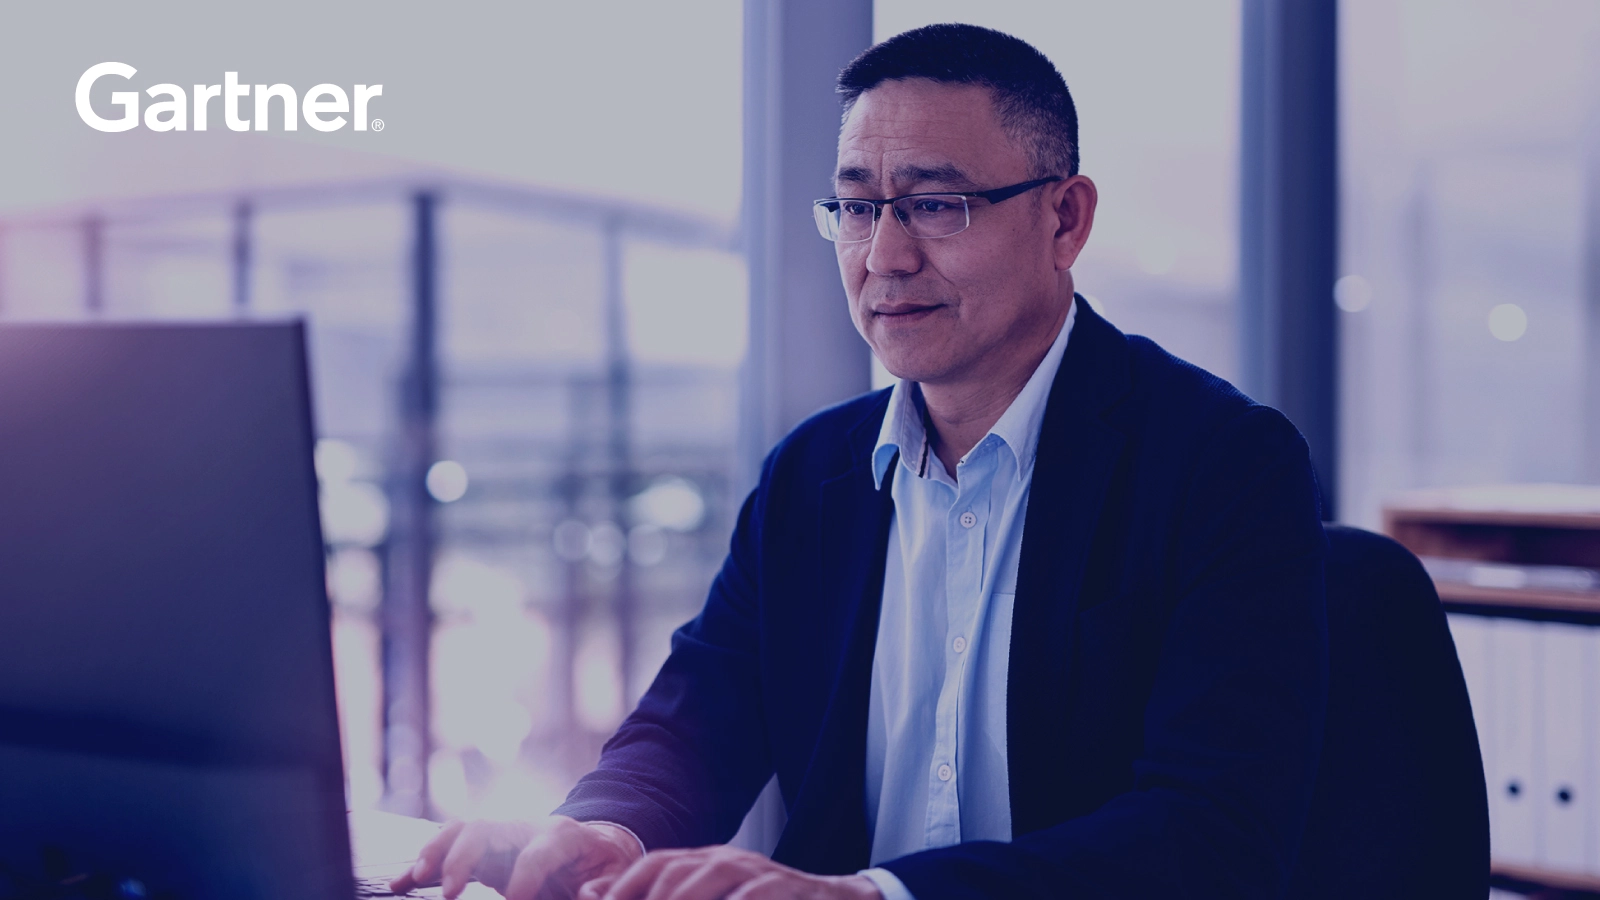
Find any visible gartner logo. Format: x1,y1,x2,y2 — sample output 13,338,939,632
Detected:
75,62,384,133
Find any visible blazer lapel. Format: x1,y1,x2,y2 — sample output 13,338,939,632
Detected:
1007,297,1132,837
772,398,895,875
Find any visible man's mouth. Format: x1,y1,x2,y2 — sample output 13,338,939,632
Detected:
873,303,944,321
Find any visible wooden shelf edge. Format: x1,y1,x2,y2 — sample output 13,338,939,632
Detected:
1385,507,1600,531
1434,582,1600,613
1494,861,1600,893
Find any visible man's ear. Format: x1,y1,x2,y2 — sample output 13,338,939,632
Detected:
1051,175,1098,272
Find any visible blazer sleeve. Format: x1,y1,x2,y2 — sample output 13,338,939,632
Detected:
880,406,1330,900
551,466,775,851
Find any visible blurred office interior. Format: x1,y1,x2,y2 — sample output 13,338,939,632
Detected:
2,0,1599,894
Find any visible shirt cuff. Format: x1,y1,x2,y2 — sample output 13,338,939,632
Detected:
858,867,916,900
582,820,647,858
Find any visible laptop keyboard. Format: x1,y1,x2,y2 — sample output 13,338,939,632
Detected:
354,875,439,897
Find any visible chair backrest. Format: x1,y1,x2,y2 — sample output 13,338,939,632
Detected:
1283,525,1489,899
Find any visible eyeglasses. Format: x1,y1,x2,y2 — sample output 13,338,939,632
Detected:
813,176,1062,243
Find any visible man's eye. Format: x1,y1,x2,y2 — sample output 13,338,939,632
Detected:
839,201,875,217
912,198,954,214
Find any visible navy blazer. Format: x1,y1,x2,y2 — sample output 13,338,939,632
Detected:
556,299,1328,899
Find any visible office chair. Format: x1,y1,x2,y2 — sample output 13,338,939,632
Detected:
1283,524,1490,899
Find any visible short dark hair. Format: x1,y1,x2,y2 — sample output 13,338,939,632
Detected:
837,23,1080,177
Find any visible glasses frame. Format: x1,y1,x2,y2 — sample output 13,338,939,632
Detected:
813,176,1063,243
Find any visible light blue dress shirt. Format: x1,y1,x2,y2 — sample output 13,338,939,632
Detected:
857,302,1077,900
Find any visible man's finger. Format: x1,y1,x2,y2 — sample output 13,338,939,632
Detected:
577,874,618,900
638,855,715,900
725,871,789,900
439,820,494,898
658,856,762,900
390,820,464,893
602,848,689,900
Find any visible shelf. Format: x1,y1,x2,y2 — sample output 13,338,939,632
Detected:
1388,488,1600,898
1435,582,1600,614
1383,492,1600,571
1385,484,1600,530
1493,861,1600,893
1387,506,1600,531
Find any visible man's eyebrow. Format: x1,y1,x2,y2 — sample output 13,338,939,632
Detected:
832,163,977,194
890,163,976,189
834,165,874,187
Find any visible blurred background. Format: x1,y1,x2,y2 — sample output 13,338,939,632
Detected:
2,0,1598,894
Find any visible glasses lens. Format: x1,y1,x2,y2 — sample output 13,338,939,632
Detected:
835,200,878,242
814,202,841,241
815,199,878,242
893,195,969,239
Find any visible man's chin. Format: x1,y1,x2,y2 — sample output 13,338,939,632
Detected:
873,356,953,386
869,335,956,382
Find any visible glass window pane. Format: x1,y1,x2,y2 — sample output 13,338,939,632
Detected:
1339,0,1600,524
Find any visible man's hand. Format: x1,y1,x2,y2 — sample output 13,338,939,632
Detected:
389,816,643,899
576,845,882,900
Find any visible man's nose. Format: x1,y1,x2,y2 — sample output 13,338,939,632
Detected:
865,206,923,277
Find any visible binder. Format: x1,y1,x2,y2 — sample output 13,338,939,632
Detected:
1537,622,1596,872
1448,614,1495,806
1490,618,1542,866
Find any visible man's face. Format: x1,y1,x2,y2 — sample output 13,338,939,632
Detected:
834,78,1072,386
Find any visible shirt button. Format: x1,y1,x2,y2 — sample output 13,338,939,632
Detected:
959,511,977,528
952,636,967,653
938,764,953,782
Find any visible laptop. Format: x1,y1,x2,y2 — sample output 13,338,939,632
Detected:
0,321,435,898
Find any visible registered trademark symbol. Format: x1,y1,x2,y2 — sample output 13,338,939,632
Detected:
370,118,385,132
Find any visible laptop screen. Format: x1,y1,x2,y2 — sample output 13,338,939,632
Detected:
0,321,354,899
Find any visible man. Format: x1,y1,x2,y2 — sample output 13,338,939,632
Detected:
395,23,1326,900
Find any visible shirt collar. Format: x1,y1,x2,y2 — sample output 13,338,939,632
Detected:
871,297,1078,489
